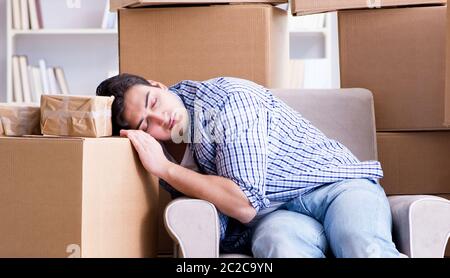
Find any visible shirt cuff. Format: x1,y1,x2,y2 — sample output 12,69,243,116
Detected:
231,178,270,213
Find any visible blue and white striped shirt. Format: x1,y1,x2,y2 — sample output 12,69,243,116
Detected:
160,77,383,244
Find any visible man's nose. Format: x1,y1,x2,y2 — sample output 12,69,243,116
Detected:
147,111,168,126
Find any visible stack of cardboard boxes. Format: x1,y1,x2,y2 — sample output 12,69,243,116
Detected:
294,0,450,256
331,0,449,197
113,0,290,255
0,95,161,257
294,0,449,196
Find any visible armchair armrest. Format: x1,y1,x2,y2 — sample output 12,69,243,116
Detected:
388,195,450,258
164,197,220,258
164,195,450,258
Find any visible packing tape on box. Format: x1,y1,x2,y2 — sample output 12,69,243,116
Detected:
41,96,113,137
42,110,112,136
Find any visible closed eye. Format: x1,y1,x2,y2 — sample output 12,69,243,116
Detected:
151,97,157,109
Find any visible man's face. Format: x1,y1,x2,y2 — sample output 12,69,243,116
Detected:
122,82,189,141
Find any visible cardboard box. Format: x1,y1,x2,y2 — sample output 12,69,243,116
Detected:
292,0,445,15
40,95,114,138
446,4,450,126
119,4,289,88
0,104,40,136
377,132,450,195
157,188,174,256
0,136,159,258
111,0,287,11
339,6,449,131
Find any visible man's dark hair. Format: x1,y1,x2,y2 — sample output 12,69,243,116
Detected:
96,73,150,135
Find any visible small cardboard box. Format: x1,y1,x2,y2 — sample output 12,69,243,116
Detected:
291,0,445,15
339,6,449,130
118,4,289,88
0,136,159,257
0,104,40,136
40,95,114,137
377,132,450,195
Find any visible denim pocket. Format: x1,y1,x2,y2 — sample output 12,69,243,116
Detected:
285,194,313,216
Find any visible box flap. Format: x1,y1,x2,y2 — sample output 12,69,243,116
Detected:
111,0,287,11
291,0,446,16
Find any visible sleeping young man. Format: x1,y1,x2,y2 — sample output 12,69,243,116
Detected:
96,73,402,258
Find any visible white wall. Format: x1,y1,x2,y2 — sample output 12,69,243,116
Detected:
1,0,6,102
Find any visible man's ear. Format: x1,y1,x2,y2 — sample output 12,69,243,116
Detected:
147,80,168,91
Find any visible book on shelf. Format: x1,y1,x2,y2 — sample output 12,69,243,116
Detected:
11,0,42,30
31,67,43,102
18,56,32,103
12,56,23,103
38,59,49,94
47,68,59,95
11,55,71,103
101,0,118,29
28,0,40,30
54,67,69,95
20,0,30,30
28,65,36,103
11,0,21,30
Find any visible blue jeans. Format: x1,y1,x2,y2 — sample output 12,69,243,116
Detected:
251,179,401,258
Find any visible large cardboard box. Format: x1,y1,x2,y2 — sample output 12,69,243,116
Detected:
339,6,449,131
111,0,287,10
157,189,174,256
446,4,450,126
0,137,159,258
119,4,288,88
377,132,450,195
291,0,445,15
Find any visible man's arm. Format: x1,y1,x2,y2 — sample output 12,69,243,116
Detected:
160,161,256,224
120,129,256,224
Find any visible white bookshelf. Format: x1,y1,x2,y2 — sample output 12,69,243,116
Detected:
288,11,340,89
5,0,119,103
12,29,117,35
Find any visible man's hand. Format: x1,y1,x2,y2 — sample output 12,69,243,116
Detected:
120,129,171,177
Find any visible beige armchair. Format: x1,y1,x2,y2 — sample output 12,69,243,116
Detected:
164,89,450,258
